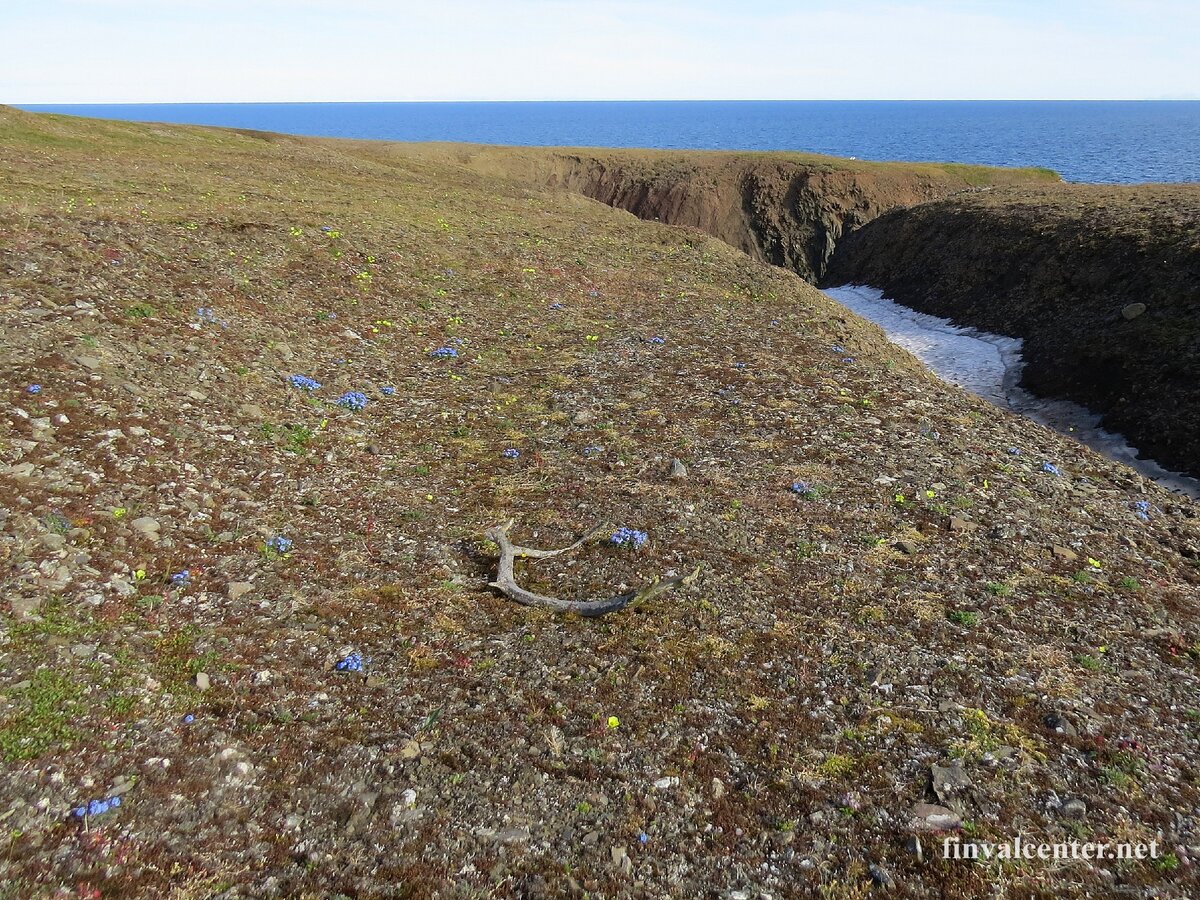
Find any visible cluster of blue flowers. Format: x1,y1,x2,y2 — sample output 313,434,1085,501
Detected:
1041,462,1063,476
266,535,293,554
841,356,855,364
319,225,335,234
549,302,565,310
733,362,747,369
831,345,845,354
648,336,666,345
170,569,190,586
288,374,322,392
583,446,603,456
790,480,818,498
1007,447,1022,456
502,448,520,459
336,391,368,411
611,527,648,550
380,386,397,396
430,347,458,359
27,384,42,394
1132,500,1152,522
73,796,122,818
336,652,365,672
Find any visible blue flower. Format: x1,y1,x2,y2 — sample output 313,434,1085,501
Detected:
430,347,458,359
380,386,397,396
1041,462,1062,476
549,302,565,310
266,535,293,554
733,362,747,369
1007,447,1022,456
841,357,855,364
1132,500,1152,521
27,384,41,394
170,569,190,586
75,796,121,818
639,832,650,844
335,391,368,411
583,446,603,456
183,713,195,724
335,652,365,672
648,336,666,345
790,481,817,498
611,527,648,550
288,374,321,392
831,345,845,354
502,448,520,459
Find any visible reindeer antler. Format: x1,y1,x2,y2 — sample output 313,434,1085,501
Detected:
484,520,698,617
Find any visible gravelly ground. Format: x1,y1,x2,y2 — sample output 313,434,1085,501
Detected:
2,106,1200,899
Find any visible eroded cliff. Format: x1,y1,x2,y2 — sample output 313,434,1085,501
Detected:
825,184,1200,477
370,143,1058,282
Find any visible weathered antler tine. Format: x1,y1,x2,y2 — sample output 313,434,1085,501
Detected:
485,522,697,617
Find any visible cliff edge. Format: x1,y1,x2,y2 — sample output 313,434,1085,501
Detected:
825,184,1200,477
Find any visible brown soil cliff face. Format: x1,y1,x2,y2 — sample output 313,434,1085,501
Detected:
825,184,1200,478
376,144,1057,283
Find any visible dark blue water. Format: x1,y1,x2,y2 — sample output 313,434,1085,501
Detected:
18,101,1200,184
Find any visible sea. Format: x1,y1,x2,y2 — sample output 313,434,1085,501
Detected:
17,100,1200,184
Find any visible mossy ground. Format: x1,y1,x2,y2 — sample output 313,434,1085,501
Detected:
1,106,1198,898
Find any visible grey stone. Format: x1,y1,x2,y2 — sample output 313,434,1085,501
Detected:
610,845,632,874
194,672,211,691
226,581,253,600
869,863,895,889
1061,798,1088,819
1044,712,1078,737
1121,303,1147,320
493,826,530,845
931,760,972,804
910,803,961,831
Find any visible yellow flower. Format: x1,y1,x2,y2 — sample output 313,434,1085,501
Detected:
607,716,620,729
1087,557,1102,569
112,507,127,519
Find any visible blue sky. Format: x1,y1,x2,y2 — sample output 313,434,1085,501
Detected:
3,1,1198,102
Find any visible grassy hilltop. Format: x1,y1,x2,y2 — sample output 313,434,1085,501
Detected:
1,107,1198,898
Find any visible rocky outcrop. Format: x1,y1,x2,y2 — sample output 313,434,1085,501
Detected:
825,183,1200,477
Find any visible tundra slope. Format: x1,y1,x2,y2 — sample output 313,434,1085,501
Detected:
1,107,1199,898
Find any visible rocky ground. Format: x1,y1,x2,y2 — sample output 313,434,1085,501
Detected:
2,106,1200,898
